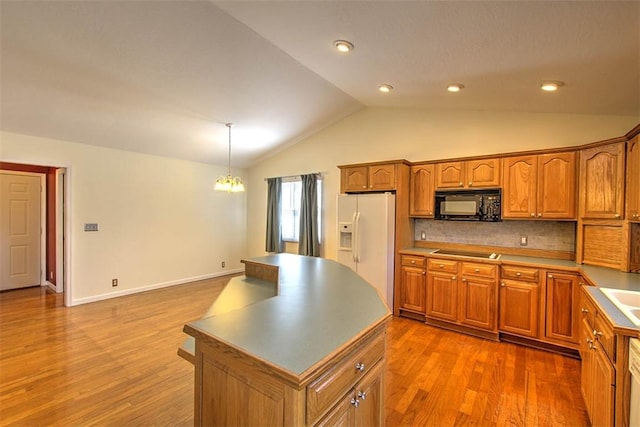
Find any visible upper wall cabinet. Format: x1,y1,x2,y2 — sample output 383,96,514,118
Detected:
435,159,500,189
626,135,640,221
579,142,625,219
409,164,435,217
502,152,577,220
340,163,397,193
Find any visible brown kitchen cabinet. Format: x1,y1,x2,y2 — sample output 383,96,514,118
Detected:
502,151,577,220
579,142,625,219
627,135,640,221
409,164,435,217
579,288,615,427
398,255,427,317
498,265,541,339
339,163,397,193
544,271,580,347
435,158,500,189
426,258,498,336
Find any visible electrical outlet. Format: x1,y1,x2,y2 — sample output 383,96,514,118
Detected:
520,236,528,246
420,231,426,240
221,261,226,268
112,279,118,287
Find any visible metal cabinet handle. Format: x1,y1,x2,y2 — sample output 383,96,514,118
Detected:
355,362,365,372
594,330,603,338
586,339,594,349
351,397,360,408
581,308,589,314
357,391,367,400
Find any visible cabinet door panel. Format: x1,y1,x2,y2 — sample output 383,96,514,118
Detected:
427,272,458,321
400,266,426,314
460,276,496,331
591,346,615,427
409,164,435,217
435,162,464,188
579,143,625,219
627,136,640,220
502,156,537,218
537,152,577,219
353,362,384,427
466,159,500,188
368,164,395,190
545,272,580,344
580,318,594,419
342,167,368,192
498,279,539,338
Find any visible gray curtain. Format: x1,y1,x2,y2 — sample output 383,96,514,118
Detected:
265,177,283,253
298,174,320,257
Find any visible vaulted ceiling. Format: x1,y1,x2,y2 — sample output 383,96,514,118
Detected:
1,1,638,168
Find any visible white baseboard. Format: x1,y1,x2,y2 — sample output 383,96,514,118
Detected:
70,269,244,306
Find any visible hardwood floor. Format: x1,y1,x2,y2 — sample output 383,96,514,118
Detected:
0,278,589,426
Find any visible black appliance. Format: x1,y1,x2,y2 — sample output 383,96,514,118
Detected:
435,188,501,221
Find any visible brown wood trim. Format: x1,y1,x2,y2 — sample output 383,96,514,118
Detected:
337,159,411,169
424,317,500,341
413,240,575,260
241,259,279,285
499,333,580,358
0,161,49,174
624,122,640,140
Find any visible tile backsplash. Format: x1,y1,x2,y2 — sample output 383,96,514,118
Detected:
414,220,576,252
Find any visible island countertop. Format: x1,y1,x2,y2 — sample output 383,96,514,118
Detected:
183,253,391,381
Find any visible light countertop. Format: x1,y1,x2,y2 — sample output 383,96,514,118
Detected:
183,254,390,378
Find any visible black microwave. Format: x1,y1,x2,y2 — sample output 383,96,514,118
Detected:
435,189,501,221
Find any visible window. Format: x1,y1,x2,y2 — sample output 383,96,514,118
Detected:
281,178,322,243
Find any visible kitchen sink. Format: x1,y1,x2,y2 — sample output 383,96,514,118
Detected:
600,288,640,326
431,249,500,260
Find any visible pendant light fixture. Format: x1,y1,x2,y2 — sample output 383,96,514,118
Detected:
214,123,245,193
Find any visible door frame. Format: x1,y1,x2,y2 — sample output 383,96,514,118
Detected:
0,161,72,306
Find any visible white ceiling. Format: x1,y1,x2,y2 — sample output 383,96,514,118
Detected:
1,1,638,168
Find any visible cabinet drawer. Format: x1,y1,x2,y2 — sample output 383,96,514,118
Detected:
461,262,497,278
401,255,426,267
501,265,539,282
594,314,616,363
428,258,458,273
306,333,385,424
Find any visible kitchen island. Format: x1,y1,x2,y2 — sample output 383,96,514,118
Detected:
182,253,391,426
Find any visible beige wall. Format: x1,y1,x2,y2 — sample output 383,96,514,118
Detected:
1,131,247,305
246,107,638,259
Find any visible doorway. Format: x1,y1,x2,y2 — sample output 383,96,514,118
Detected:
0,162,66,298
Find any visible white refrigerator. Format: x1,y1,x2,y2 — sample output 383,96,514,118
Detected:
337,193,395,309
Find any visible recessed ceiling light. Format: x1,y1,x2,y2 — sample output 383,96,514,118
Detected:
447,84,464,93
333,40,354,53
378,84,393,93
541,81,565,92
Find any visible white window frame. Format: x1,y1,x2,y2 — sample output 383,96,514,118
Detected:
280,177,322,243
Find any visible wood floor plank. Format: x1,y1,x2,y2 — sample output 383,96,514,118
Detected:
1,281,589,426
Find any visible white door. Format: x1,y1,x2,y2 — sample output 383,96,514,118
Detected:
0,172,42,290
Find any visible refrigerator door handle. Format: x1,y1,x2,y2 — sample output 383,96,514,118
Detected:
354,211,361,263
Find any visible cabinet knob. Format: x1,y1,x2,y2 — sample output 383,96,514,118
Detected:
351,397,360,408
429,211,433,215
515,272,521,276
581,308,589,314
439,264,444,268
548,274,554,279
411,260,416,264
468,182,473,186
462,278,467,282
357,391,367,400
452,276,457,280
593,330,603,338
500,283,506,287
459,182,464,187
355,362,365,372
587,339,594,349
422,271,426,275
362,185,367,189
537,213,542,217
614,213,621,218
530,213,536,217
474,268,480,273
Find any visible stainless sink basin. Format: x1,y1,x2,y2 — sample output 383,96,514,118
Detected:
431,249,500,260
600,288,640,326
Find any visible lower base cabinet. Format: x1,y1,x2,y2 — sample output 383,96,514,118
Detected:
580,288,615,427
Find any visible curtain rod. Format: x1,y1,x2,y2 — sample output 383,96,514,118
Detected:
263,172,323,182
